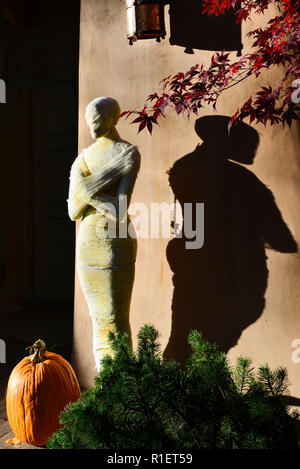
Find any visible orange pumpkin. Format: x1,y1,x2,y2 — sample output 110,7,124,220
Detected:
6,339,81,446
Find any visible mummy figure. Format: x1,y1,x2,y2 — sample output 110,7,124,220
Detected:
67,97,140,372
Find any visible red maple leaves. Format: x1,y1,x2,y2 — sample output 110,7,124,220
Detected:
121,0,300,134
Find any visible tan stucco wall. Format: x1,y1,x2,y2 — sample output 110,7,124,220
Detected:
72,0,300,398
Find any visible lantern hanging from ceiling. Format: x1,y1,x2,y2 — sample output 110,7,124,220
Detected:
126,0,166,45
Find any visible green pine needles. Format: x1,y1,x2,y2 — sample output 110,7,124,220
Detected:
47,325,299,449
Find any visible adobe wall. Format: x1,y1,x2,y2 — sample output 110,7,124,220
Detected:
73,0,300,399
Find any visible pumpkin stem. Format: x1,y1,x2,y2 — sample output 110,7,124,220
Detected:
26,339,46,364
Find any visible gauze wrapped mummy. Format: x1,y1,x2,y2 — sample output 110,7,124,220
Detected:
67,97,140,372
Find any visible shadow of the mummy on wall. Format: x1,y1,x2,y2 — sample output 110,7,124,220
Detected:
164,115,298,364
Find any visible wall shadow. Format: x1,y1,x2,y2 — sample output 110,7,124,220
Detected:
169,0,242,55
164,115,298,365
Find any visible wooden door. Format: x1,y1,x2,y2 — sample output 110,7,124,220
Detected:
31,83,77,303
26,16,79,304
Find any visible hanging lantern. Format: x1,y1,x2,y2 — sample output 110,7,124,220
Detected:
126,0,166,45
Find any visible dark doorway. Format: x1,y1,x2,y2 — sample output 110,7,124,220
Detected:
0,0,80,311
0,0,80,408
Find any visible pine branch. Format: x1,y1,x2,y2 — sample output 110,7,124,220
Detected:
233,357,255,394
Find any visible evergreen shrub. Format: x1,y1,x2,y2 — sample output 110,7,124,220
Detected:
47,325,299,449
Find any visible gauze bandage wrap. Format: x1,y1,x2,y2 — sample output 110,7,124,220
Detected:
67,142,140,372
68,144,139,221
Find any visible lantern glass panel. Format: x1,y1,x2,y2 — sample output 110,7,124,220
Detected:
136,4,165,39
126,3,137,38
